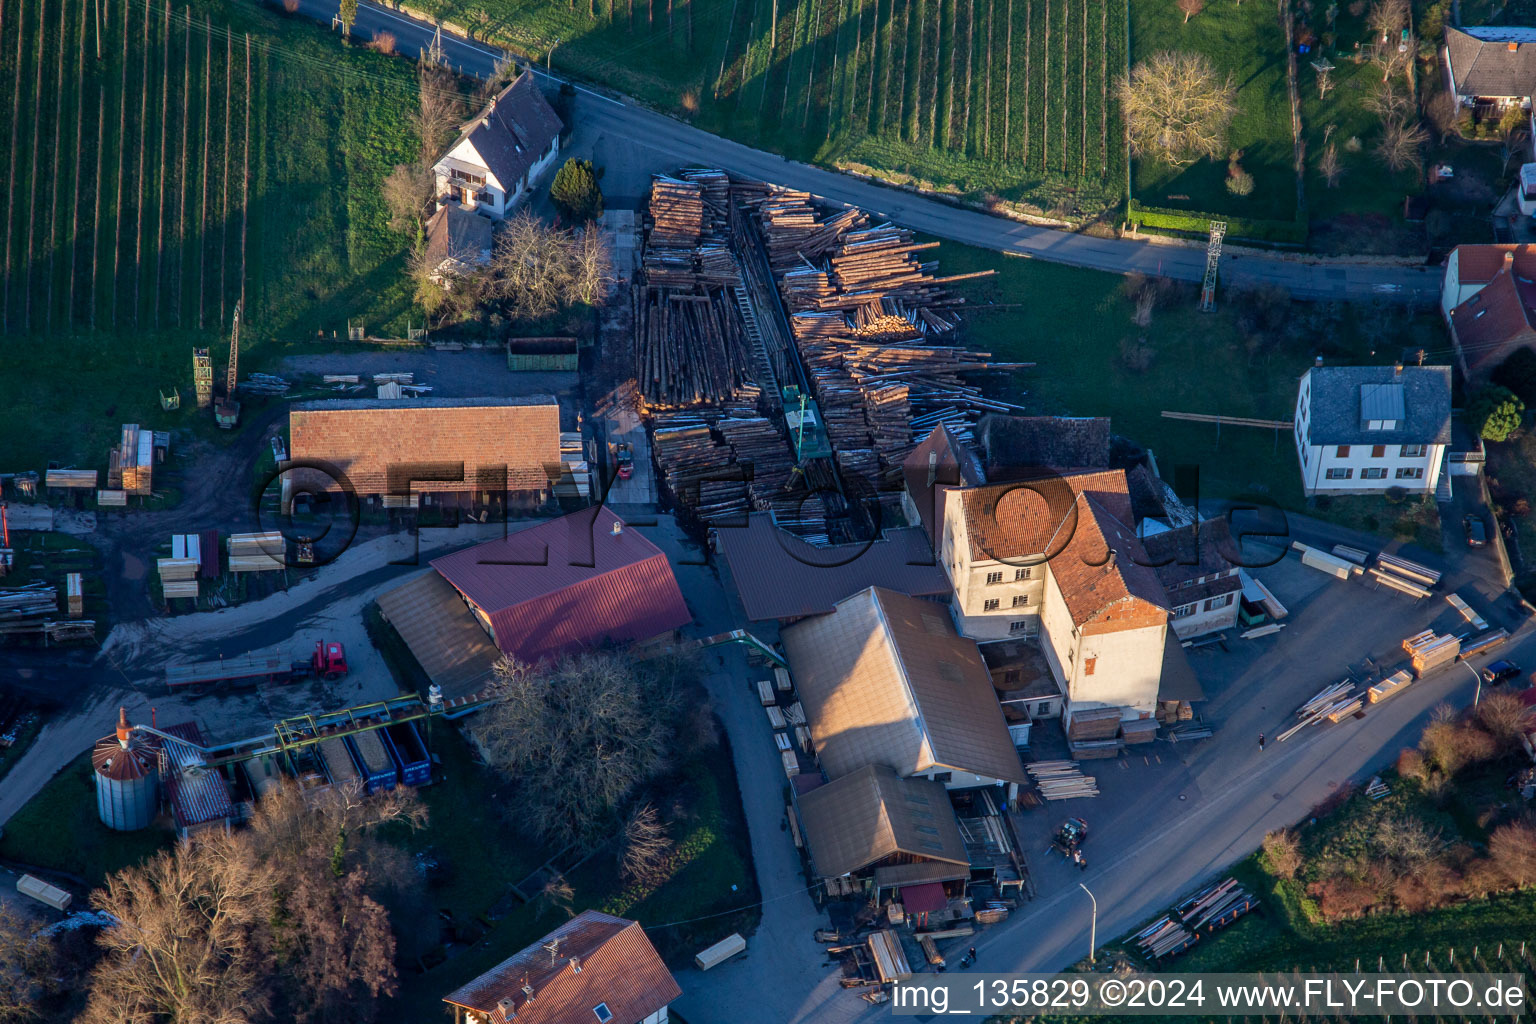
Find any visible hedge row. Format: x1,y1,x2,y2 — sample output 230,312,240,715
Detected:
1126,199,1308,245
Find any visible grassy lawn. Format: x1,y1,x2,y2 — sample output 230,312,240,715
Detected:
1129,0,1296,222
429,0,1127,216
0,0,420,471
1308,492,1444,552
393,726,759,1019
0,752,174,886
940,241,1447,515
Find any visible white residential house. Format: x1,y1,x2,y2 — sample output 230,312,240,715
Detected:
1293,364,1452,497
432,69,563,219
1444,27,1536,112
1140,518,1243,640
901,427,1203,741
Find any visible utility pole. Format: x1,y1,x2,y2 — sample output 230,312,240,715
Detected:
1464,661,1482,707
547,36,560,72
1079,883,1097,966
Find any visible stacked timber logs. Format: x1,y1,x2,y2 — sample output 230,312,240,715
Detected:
647,176,707,247
1133,879,1256,961
1278,680,1361,742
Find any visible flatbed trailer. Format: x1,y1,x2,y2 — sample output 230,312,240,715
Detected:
165,654,292,693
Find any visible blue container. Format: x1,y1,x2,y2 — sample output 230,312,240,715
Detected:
383,721,431,787
347,730,398,793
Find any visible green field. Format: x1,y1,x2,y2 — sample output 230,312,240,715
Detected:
942,241,1448,508
1129,0,1296,223
430,0,1127,212
0,0,419,471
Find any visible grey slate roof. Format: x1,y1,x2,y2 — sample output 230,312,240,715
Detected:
1303,365,1452,446
452,70,563,190
1446,27,1536,98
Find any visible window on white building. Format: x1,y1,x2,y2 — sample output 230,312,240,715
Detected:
1325,468,1352,480
1012,595,1029,608
1009,620,1030,634
983,598,1000,611
1361,467,1387,479
1015,567,1032,581
1396,467,1425,480
1204,593,1234,611
1173,603,1197,619
985,571,1004,585
1401,444,1426,457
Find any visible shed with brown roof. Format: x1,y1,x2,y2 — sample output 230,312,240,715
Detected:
375,570,503,700
431,508,691,664
442,910,680,1024
796,763,970,884
289,396,561,498
781,586,1025,787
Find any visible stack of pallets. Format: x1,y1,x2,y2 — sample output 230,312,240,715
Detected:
1403,629,1461,678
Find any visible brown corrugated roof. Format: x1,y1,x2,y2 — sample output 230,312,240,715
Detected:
1049,495,1169,635
431,509,691,664
375,570,503,699
902,424,985,543
797,763,970,879
442,910,680,1024
289,396,560,495
717,513,948,620
781,587,1026,785
956,469,1133,564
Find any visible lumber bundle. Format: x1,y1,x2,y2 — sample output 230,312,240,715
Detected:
1134,877,1255,961
647,176,707,248
1375,552,1441,588
1403,629,1460,677
1367,669,1413,704
0,585,58,620
228,532,286,573
1278,680,1360,742
1025,760,1100,799
1460,628,1509,659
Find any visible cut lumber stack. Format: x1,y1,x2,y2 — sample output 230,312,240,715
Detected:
0,584,58,621
66,573,83,618
1376,552,1441,588
1403,629,1460,678
228,533,286,573
1367,669,1413,704
1175,877,1256,934
1445,592,1489,631
1460,628,1509,659
1025,760,1100,800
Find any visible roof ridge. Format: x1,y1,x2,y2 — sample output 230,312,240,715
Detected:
868,589,935,770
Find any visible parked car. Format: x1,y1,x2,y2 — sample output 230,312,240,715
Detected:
1482,660,1522,685
615,442,634,480
1464,514,1488,547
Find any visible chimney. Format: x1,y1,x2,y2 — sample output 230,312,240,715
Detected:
611,519,623,537
521,980,535,1001
1314,355,1324,367
116,707,131,747
497,997,517,1021
926,449,939,487
570,955,583,973
1394,362,1404,377
1506,250,1517,269
1510,41,1519,51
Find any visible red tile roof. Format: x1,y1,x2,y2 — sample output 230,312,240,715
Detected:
1448,262,1536,377
1049,495,1169,635
955,469,1134,564
902,424,985,543
289,397,561,495
442,911,680,1024
431,508,691,664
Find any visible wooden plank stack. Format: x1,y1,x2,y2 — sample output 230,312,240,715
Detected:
1403,629,1460,677
228,533,286,573
1024,761,1100,800
1461,628,1509,659
1279,680,1360,742
1367,669,1413,704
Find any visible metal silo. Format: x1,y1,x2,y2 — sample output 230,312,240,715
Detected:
92,708,159,831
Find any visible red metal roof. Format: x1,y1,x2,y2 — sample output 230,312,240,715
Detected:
431,508,691,664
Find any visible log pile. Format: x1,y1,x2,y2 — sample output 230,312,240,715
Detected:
647,176,707,248
1278,680,1361,742
1133,878,1254,961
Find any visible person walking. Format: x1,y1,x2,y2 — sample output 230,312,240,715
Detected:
1077,852,1088,872
968,946,978,963
1258,732,1266,751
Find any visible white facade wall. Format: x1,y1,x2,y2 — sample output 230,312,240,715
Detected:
1294,370,1446,496
1167,588,1239,638
938,494,1045,641
1067,623,1167,723
641,1006,670,1024
1440,248,1495,316
433,135,562,220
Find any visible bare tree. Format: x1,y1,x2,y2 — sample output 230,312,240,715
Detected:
0,903,56,1023
1372,39,1414,83
84,835,274,1024
620,803,675,883
573,225,616,305
1367,0,1410,41
1261,830,1301,880
1475,691,1535,752
1488,820,1536,888
1425,90,1459,140
1376,115,1428,172
366,31,396,54
1316,66,1334,99
382,162,434,234
1177,0,1204,22
1318,143,1344,187
489,210,581,320
1131,285,1155,328
1118,52,1237,166
473,651,684,843
474,54,519,106
412,64,465,163
535,874,577,919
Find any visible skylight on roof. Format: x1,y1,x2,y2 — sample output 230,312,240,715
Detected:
594,1004,613,1023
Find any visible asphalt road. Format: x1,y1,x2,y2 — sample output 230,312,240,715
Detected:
303,0,1443,302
